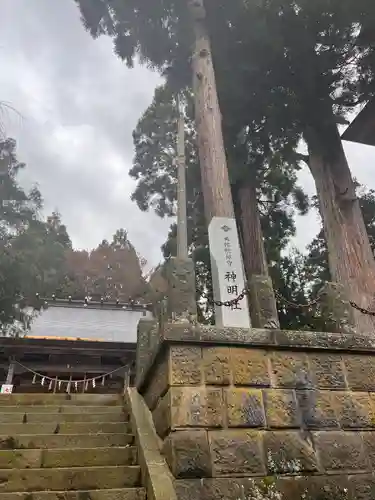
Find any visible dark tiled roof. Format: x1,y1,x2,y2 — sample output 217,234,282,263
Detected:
27,304,151,343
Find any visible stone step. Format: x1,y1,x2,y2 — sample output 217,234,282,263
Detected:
0,465,141,492
0,412,127,424
0,433,134,449
0,488,146,500
0,395,122,406
0,422,128,436
0,406,127,415
0,447,137,469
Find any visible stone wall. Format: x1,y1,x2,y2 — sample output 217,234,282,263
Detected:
137,322,375,499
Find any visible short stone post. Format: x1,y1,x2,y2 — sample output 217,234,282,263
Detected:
164,257,197,323
319,281,356,334
247,275,280,329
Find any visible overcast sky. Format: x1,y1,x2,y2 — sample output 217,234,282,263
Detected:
1,1,375,268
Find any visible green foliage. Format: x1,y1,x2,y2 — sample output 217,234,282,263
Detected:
0,139,71,335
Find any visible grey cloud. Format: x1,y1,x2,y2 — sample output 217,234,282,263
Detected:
0,0,170,266
2,0,375,267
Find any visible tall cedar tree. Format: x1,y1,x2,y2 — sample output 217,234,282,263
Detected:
75,0,375,332
131,83,308,324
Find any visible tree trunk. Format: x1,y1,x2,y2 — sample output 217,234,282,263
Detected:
238,180,268,276
305,119,375,334
187,0,235,222
237,180,280,328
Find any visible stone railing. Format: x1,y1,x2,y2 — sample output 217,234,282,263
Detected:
136,257,375,500
137,321,375,499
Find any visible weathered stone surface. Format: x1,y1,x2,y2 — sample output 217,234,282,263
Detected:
208,430,264,476
203,347,231,385
162,430,211,478
170,387,224,428
0,433,133,449
152,390,171,439
225,388,265,428
143,355,169,412
277,475,351,500
319,282,356,334
334,392,375,429
0,449,42,469
43,447,136,468
264,431,318,474
0,409,126,424
263,389,301,429
248,275,280,329
344,355,375,392
309,354,347,389
0,394,122,406
195,325,274,345
361,432,375,468
314,431,368,472
170,346,202,385
0,466,141,492
231,348,270,387
174,478,245,500
0,422,127,436
270,352,313,389
0,490,146,500
297,390,339,429
164,257,197,322
136,318,160,390
348,474,375,500
0,447,136,469
126,388,178,500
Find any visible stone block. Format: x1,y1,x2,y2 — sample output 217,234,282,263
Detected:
334,392,375,429
208,430,265,476
0,465,140,492
174,478,246,500
248,275,280,329
344,355,375,392
231,348,270,387
143,355,169,412
136,319,160,390
225,388,265,428
203,347,231,385
313,431,369,472
171,387,224,428
348,474,375,500
162,430,211,478
277,475,351,500
309,353,347,389
264,431,318,475
361,432,375,468
263,389,301,428
170,346,202,385
152,390,171,439
297,390,339,429
270,352,313,389
198,325,274,345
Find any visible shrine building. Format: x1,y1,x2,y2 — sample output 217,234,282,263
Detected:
0,297,151,394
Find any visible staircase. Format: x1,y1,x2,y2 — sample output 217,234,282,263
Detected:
0,394,145,500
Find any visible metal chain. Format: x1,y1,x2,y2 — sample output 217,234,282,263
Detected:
350,301,375,317
201,287,248,308
202,284,375,319
273,289,322,310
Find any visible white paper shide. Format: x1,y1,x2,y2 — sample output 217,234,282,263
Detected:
208,217,251,328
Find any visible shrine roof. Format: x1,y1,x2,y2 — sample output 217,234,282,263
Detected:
25,298,151,343
342,98,375,147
